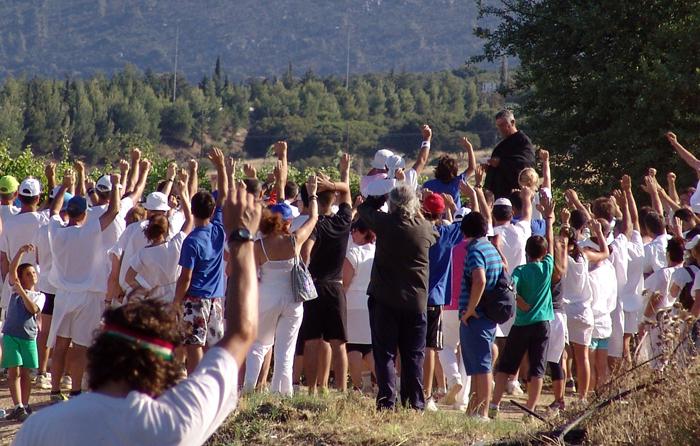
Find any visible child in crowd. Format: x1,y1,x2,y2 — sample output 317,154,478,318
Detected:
2,244,46,421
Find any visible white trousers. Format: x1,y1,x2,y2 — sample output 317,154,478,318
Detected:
243,298,303,396
439,310,470,404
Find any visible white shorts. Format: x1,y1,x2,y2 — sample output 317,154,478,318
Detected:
623,310,640,334
608,304,625,358
49,290,105,348
546,312,568,363
567,317,593,346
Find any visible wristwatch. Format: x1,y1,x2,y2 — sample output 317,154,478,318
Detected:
229,228,254,243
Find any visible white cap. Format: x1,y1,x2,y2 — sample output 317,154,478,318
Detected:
96,175,112,192
143,192,170,211
686,234,700,250
494,198,513,207
371,149,394,169
386,154,406,179
18,178,41,197
454,207,471,220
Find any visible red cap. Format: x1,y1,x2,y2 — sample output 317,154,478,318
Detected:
422,192,445,215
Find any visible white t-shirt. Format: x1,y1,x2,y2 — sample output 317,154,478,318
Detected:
130,232,187,302
620,231,645,312
36,224,57,295
670,265,699,302
0,204,19,225
13,347,239,446
643,234,669,275
493,220,530,272
609,233,630,297
86,197,134,252
48,215,106,293
113,220,150,290
0,211,49,308
345,241,375,310
646,265,683,310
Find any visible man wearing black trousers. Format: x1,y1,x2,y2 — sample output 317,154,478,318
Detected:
358,184,438,410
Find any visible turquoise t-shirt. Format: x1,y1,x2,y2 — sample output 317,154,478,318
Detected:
512,254,554,326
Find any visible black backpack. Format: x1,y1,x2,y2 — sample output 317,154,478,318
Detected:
477,269,516,324
679,266,697,311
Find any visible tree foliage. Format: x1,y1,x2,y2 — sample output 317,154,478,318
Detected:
475,0,700,194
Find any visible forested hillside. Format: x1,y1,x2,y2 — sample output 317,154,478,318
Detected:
0,62,504,165
0,0,491,80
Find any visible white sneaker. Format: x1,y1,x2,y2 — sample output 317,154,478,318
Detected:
425,397,438,412
36,373,52,390
61,375,72,389
506,379,524,396
468,414,491,423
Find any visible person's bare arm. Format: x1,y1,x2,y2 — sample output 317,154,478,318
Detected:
342,259,355,294
118,159,130,192
173,267,193,308
160,162,177,198
540,149,551,190
553,236,568,283
10,245,40,314
666,132,700,171
294,176,319,245
301,239,314,265
273,140,288,200
99,174,122,231
338,153,352,206
459,179,479,214
411,124,432,175
666,172,680,205
40,162,57,210
643,173,664,216
540,190,555,256
217,184,262,365
564,188,591,220
209,148,228,207
460,268,486,324
188,159,199,198
474,165,490,224
657,185,681,213
177,179,194,235
124,266,141,291
461,136,476,179
520,185,534,223
0,252,8,283
131,159,151,204
621,175,640,232
125,148,141,194
583,220,610,263
74,161,87,197
613,189,632,239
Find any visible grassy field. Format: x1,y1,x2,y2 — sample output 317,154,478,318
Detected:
206,392,526,446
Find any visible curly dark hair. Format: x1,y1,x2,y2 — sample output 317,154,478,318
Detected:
87,300,184,397
434,155,458,183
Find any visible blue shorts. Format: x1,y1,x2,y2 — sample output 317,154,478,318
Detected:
590,337,609,350
459,313,497,375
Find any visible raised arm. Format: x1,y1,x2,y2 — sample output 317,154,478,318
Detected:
459,179,479,214
613,189,632,239
583,219,610,263
338,153,352,206
411,124,432,175
99,173,122,231
540,190,555,256
564,188,591,221
621,174,640,232
643,173,664,216
218,185,262,365
131,159,152,204
273,160,286,202
74,160,87,197
125,148,141,194
553,235,568,284
177,179,193,235
294,176,319,244
461,136,476,179
188,159,199,198
118,159,130,191
10,245,40,315
474,165,490,224
520,183,534,223
666,172,680,206
666,132,700,171
160,162,177,198
50,171,74,217
209,148,228,207
539,149,551,190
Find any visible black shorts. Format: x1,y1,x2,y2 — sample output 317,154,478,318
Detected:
426,305,444,350
347,343,372,356
496,321,550,379
300,281,347,343
41,293,56,316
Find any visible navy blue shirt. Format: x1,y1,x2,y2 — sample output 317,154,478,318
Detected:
178,207,225,298
427,222,464,306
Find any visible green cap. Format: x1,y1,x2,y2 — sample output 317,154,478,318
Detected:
0,175,19,194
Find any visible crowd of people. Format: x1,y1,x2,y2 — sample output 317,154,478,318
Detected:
0,108,698,444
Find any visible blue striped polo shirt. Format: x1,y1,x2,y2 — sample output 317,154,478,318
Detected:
459,237,503,312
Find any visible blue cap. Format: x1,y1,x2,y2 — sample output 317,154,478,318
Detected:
269,203,293,221
60,192,74,211
65,196,88,216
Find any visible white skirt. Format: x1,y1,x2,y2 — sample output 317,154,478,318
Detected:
546,311,568,363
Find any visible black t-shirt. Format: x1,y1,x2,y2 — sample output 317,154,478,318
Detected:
308,203,353,282
551,281,563,311
485,130,536,198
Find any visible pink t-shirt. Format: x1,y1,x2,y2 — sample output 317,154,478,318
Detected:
447,240,468,311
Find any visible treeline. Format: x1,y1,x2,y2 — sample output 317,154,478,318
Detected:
0,59,504,165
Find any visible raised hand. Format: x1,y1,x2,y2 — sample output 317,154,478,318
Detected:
45,162,56,180
73,160,85,174
620,174,632,191
19,244,35,254
243,163,257,179
273,141,287,158
188,158,199,172
226,157,237,180
474,164,486,186
459,179,474,196
540,190,555,218
131,148,142,162
306,175,318,196
118,159,129,174
62,170,75,188
539,149,550,163
421,124,432,141
395,168,406,182
460,136,472,151
588,218,602,235
273,160,285,182
110,173,122,186
667,172,677,184
340,153,352,172
166,162,178,180
208,147,225,167
442,193,457,211
139,159,152,172
666,131,678,145
560,207,571,225
227,187,262,237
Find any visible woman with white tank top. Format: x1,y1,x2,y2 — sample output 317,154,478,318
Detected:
243,177,318,396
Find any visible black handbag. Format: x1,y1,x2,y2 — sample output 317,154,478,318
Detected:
477,270,516,324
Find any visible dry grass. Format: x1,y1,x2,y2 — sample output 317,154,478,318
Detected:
206,391,524,446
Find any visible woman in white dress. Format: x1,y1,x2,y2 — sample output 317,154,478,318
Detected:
124,181,192,302
342,218,376,392
243,176,318,396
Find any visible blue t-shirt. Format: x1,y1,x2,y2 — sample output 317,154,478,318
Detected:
178,207,225,298
427,222,464,306
423,173,466,208
459,237,502,313
3,291,45,340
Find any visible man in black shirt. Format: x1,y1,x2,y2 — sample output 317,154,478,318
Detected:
300,154,353,394
484,109,536,199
